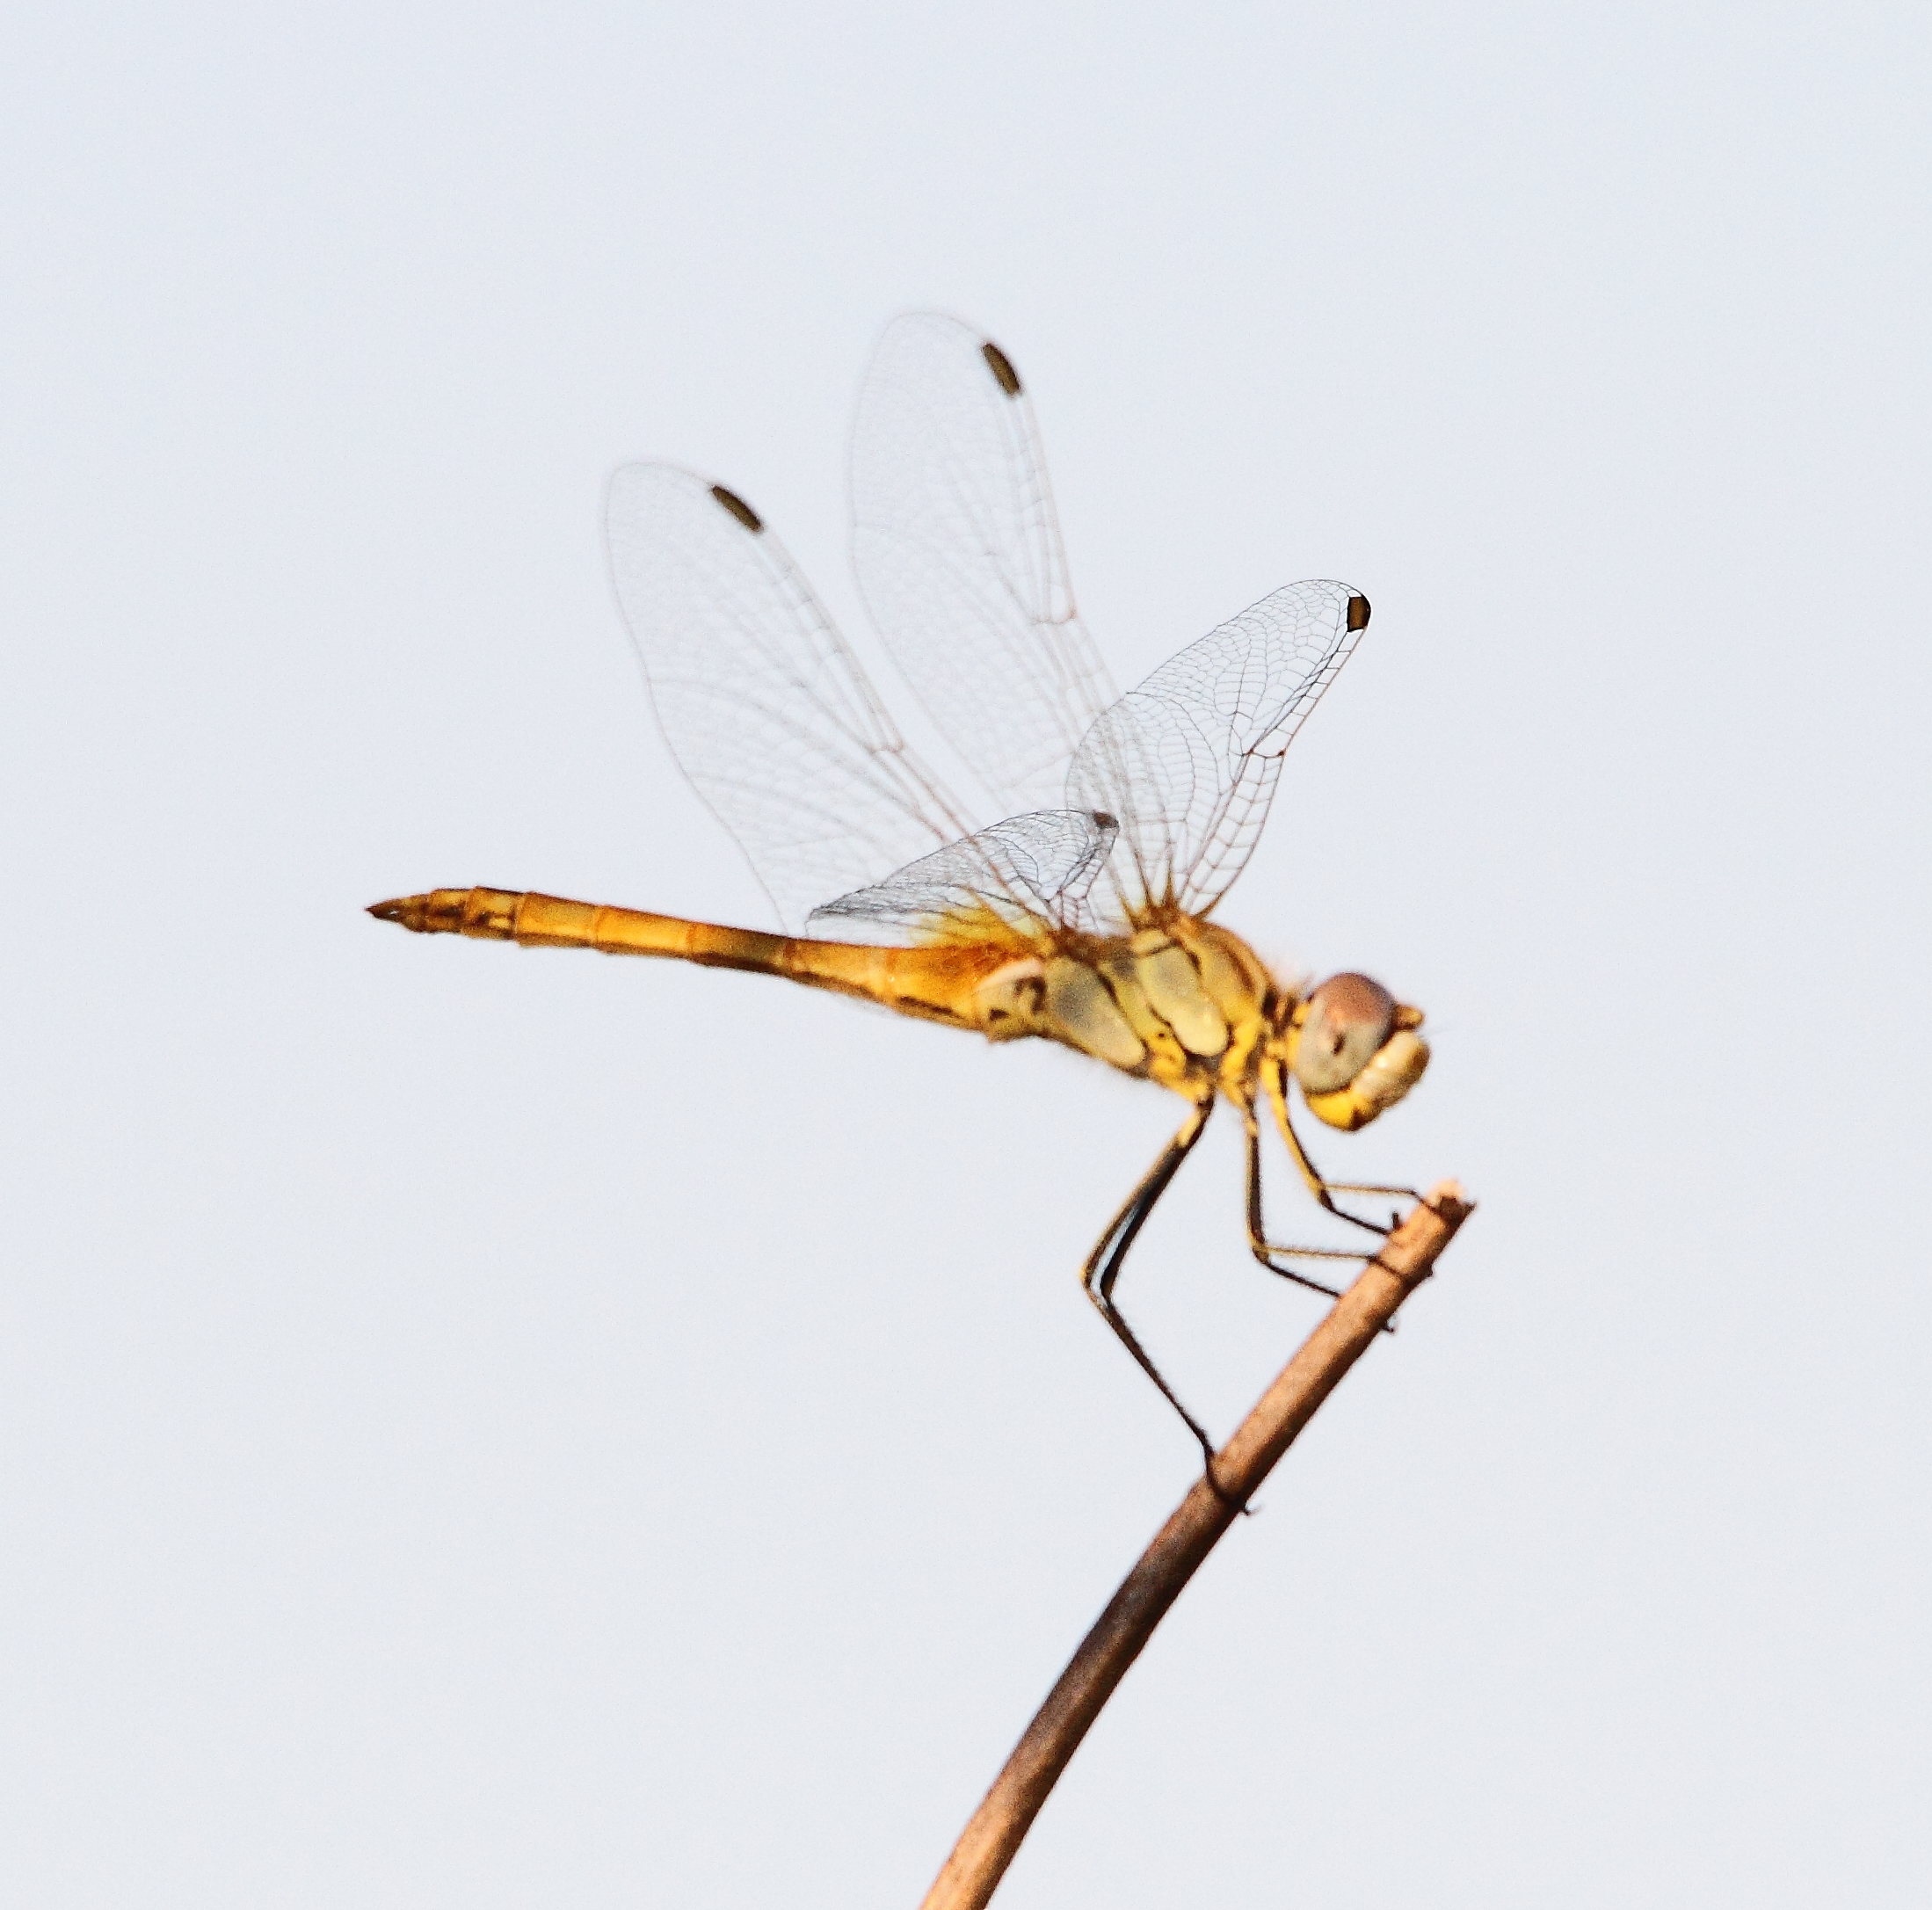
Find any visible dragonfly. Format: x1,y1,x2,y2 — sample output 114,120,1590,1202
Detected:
371,311,1429,1471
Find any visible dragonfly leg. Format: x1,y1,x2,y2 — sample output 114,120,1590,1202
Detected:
1243,1108,1354,1297
1242,1107,1398,1335
1262,1056,1421,1238
1081,1091,1224,1475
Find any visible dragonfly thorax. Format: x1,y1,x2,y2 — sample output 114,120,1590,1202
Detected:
970,918,1279,1097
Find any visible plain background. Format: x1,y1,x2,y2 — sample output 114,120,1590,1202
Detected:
5,3,1928,1904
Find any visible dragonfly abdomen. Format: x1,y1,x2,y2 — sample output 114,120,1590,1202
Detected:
366,888,1029,1030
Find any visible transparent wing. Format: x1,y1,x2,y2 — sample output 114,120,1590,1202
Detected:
1067,583,1370,925
850,311,1119,815
606,463,978,934
808,809,1119,945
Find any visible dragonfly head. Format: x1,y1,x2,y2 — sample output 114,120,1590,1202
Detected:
1280,973,1429,1131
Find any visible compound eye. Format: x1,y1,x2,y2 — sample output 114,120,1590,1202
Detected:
1293,972,1398,1094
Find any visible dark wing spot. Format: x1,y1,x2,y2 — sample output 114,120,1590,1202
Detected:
981,340,1022,396
710,484,763,534
1347,594,1371,632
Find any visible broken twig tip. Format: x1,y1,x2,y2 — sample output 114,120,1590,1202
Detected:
1421,1179,1474,1223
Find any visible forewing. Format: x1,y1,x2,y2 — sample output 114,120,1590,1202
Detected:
606,463,976,933
808,809,1119,946
1067,582,1369,923
850,311,1119,815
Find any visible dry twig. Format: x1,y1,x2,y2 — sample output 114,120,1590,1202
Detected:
919,1180,1475,1910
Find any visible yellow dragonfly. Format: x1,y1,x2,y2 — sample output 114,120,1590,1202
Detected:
372,312,1428,1468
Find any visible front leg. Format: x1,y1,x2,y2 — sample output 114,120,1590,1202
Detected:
1262,1054,1419,1238
1240,1108,1406,1341
1239,1107,1367,1295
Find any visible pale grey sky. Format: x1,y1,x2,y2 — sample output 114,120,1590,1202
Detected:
4,3,1928,1905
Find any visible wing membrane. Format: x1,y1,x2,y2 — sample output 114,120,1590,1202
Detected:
807,809,1118,944
1067,582,1369,924
851,312,1118,814
606,463,976,933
